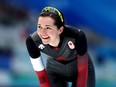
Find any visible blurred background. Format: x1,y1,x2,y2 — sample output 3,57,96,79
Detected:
0,0,116,87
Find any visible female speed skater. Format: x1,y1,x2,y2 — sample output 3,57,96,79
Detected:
26,6,95,87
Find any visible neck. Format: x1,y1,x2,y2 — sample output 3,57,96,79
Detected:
49,37,60,47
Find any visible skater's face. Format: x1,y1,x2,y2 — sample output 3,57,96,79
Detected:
37,16,63,46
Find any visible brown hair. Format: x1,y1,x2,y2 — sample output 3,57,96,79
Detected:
39,12,65,29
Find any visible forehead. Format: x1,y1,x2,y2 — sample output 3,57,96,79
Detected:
38,17,55,25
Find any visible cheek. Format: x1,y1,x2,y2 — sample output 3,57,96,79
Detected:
37,31,41,37
49,31,58,37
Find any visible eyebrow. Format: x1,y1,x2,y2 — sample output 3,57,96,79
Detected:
38,24,52,27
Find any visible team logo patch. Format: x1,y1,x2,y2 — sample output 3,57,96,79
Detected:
38,44,45,49
68,41,75,49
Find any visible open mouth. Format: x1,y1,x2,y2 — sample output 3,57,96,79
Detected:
41,36,50,39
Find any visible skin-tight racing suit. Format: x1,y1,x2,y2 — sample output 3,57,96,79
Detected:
26,25,95,87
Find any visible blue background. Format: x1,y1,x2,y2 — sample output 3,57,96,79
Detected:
0,0,116,87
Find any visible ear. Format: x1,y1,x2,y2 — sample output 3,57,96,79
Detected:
58,26,64,35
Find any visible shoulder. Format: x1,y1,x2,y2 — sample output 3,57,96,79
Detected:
30,32,41,42
63,25,86,38
26,31,42,46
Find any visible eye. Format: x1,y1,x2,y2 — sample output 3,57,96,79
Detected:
46,27,51,29
38,25,42,29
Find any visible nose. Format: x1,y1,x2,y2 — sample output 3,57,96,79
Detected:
40,28,46,35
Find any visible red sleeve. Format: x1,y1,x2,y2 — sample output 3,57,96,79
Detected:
76,53,88,87
30,57,51,87
26,36,51,87
75,30,88,87
36,69,51,87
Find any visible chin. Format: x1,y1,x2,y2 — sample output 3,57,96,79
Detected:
41,39,50,45
42,41,49,44
43,43,48,45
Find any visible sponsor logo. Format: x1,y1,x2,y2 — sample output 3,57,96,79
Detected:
38,44,45,49
68,41,75,49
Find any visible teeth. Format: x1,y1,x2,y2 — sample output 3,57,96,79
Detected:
41,36,49,38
